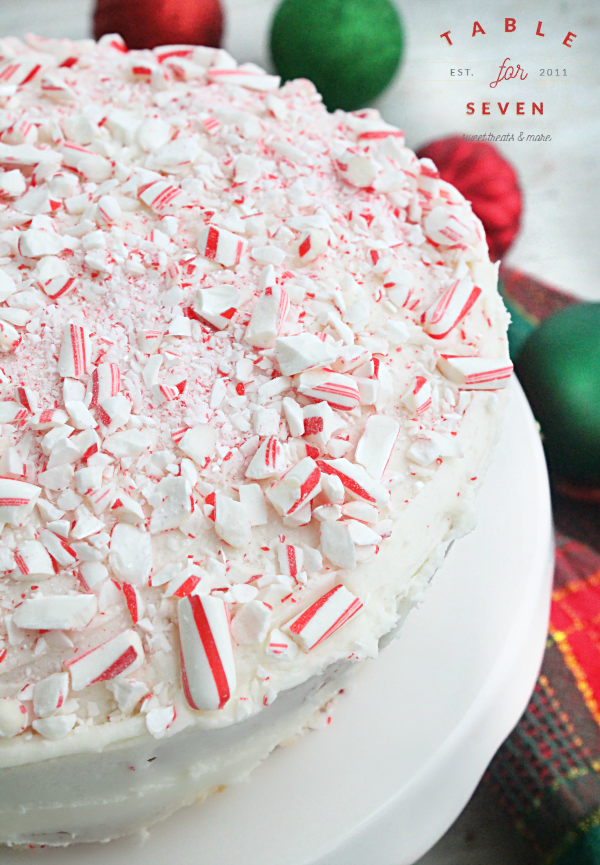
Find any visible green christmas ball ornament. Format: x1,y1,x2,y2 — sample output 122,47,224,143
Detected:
269,0,404,112
515,303,600,485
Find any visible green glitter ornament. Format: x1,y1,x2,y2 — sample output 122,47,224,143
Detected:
269,0,404,112
516,303,600,485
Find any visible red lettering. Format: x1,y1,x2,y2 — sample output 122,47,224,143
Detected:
505,18,516,32
563,31,577,47
466,102,475,115
516,102,525,115
498,102,509,115
482,103,490,115
472,21,486,37
532,102,543,115
440,30,453,45
535,21,545,37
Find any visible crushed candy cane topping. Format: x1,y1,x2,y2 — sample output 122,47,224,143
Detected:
0,34,509,738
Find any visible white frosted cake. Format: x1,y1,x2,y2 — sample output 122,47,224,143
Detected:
0,34,512,845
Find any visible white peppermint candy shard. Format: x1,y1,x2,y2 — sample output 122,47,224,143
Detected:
78,562,108,590
66,400,97,430
277,543,304,578
401,376,432,415
343,519,382,546
193,284,240,329
33,672,69,718
103,429,152,458
41,275,77,301
319,521,356,569
245,435,286,479
32,715,77,740
97,394,131,433
266,457,321,517
245,285,289,348
138,329,163,353
58,322,91,378
317,458,390,507
110,494,145,525
266,628,299,659
178,594,236,711
421,278,482,340
39,527,77,567
275,333,339,376
106,678,148,714
297,228,329,262
321,473,345,504
424,206,474,246
297,370,360,411
0,698,28,738
91,362,121,405
0,478,40,525
437,355,513,389
335,152,378,188
146,706,175,739
64,629,145,691
342,501,379,522
283,397,304,438
14,594,97,630
238,483,268,526
214,494,252,548
12,540,54,579
302,402,339,448
179,423,216,467
355,414,399,481
150,476,193,533
18,228,63,258
231,600,271,645
283,584,363,652
197,224,247,268
109,524,152,585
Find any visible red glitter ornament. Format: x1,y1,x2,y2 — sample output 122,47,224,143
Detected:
416,136,522,262
93,0,224,52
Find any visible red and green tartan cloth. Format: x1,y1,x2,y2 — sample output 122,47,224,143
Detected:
483,268,600,864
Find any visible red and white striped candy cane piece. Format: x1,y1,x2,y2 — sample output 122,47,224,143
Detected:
266,457,321,516
12,540,54,578
28,408,69,430
297,369,360,411
357,128,404,141
244,285,290,349
245,435,286,479
90,362,121,406
277,543,304,579
197,224,247,268
401,376,432,414
64,629,145,691
39,527,77,567
138,330,163,353
120,582,144,624
14,386,37,412
178,594,236,711
207,66,280,91
202,116,220,136
0,477,40,525
33,672,69,718
421,279,482,340
58,322,90,378
0,319,21,352
0,60,41,85
437,355,513,389
424,206,474,246
40,276,77,301
138,180,187,213
283,584,363,652
316,458,390,507
0,401,29,423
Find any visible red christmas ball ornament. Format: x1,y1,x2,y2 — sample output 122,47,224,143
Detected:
416,136,522,262
93,0,224,51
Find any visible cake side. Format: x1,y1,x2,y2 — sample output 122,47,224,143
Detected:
0,33,511,844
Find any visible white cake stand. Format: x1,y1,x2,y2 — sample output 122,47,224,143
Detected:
5,379,552,865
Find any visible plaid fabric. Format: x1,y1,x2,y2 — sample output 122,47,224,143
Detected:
484,268,600,864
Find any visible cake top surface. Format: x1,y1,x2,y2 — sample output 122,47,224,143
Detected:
0,33,510,746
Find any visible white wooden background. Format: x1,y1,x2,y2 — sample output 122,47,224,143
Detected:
0,0,596,861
